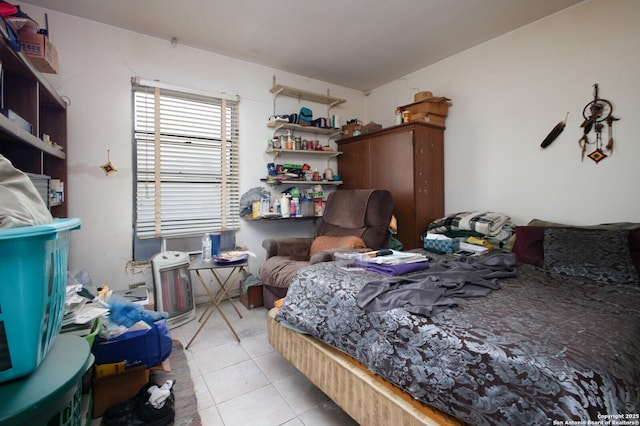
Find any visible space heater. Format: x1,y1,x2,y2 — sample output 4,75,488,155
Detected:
151,251,196,328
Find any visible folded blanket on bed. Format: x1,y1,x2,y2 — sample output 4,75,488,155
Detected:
427,211,510,237
356,253,517,316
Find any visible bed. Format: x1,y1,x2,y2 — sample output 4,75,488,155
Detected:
267,222,640,425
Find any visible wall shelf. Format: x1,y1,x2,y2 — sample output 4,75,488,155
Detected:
244,215,321,222
270,83,346,109
0,26,68,217
266,77,345,193
0,114,66,159
267,121,341,138
260,178,342,186
266,148,341,157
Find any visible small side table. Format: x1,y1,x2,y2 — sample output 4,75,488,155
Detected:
186,255,247,348
0,334,92,425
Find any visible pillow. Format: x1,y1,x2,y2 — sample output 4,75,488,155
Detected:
511,226,545,267
514,221,640,276
630,229,640,276
309,235,366,257
543,228,639,284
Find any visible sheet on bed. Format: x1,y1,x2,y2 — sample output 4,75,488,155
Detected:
275,254,640,425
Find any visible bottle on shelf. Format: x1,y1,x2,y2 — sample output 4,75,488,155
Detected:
281,195,290,218
300,198,314,217
395,108,403,125
202,233,212,261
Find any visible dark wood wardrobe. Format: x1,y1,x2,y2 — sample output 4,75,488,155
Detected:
337,122,444,249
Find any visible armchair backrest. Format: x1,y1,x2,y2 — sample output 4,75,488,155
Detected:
317,189,394,249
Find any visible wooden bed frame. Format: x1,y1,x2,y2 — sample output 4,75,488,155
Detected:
267,308,463,426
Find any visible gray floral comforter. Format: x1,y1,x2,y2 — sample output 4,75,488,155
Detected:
275,256,640,425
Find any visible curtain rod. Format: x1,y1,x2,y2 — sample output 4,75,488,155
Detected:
131,77,240,102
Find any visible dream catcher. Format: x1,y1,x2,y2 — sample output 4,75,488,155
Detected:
578,84,619,164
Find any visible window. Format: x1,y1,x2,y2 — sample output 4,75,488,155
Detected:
132,78,240,260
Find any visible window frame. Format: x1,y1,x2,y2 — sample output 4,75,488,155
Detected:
131,77,240,260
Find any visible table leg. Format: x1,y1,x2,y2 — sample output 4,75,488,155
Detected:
211,266,244,319
186,269,241,349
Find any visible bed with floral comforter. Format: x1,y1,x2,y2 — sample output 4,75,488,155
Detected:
275,244,640,425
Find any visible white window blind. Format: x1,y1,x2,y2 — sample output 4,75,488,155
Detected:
132,78,240,239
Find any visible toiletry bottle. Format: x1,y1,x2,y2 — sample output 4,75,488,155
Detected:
281,195,290,218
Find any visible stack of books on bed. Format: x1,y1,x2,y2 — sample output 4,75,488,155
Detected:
355,250,431,276
362,250,429,265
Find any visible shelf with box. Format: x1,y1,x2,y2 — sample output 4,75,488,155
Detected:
266,148,341,159
260,178,343,186
244,185,327,226
0,24,68,217
261,148,343,187
256,78,345,227
397,91,451,128
269,76,345,140
267,121,342,138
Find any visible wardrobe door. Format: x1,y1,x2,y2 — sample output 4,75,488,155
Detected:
413,125,445,248
368,130,416,248
337,138,369,190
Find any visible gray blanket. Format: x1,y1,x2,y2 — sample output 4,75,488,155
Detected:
356,253,517,316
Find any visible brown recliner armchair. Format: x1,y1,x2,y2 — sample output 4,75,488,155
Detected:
259,189,394,308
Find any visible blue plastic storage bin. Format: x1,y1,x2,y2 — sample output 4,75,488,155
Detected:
0,218,81,382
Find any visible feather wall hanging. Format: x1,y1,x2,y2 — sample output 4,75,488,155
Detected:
540,112,569,148
578,84,619,164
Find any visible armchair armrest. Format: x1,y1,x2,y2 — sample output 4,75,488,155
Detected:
262,237,315,259
309,247,371,265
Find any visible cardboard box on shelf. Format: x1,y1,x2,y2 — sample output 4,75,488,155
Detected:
401,99,450,117
409,112,447,127
341,123,363,138
17,30,58,74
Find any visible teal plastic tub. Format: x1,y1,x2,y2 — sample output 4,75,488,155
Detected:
0,218,81,382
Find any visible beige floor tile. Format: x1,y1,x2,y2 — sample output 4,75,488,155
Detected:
176,299,355,425
190,340,249,375
272,370,331,415
239,331,274,359
297,399,359,426
202,359,269,404
216,384,297,426
253,350,300,383
198,404,225,426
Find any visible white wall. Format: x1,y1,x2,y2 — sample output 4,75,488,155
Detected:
367,0,640,227
21,3,365,290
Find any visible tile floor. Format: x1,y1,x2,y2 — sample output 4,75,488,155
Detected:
169,299,359,426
